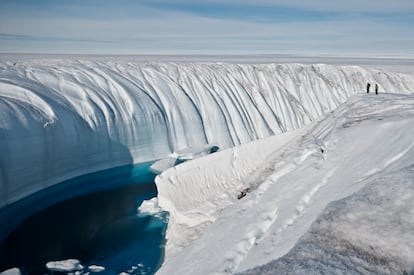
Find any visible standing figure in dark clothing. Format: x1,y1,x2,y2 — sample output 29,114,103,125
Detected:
375,83,379,95
366,82,371,93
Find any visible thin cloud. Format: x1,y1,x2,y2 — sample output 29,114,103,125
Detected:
140,0,414,24
139,1,339,23
0,0,412,55
142,0,414,13
0,33,115,43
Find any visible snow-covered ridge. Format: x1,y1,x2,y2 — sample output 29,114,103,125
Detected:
155,93,414,275
1,59,414,206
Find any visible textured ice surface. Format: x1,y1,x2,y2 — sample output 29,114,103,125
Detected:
1,58,414,207
240,167,414,275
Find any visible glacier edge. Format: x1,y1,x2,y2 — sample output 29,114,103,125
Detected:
1,60,414,206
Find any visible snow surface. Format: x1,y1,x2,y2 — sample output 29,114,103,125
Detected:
240,166,414,275
1,58,414,206
154,93,414,274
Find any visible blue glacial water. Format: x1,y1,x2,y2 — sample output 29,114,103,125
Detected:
0,162,168,274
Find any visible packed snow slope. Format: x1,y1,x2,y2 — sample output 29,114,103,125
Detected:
1,59,414,206
151,93,414,274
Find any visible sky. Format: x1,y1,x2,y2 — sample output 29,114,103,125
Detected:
0,0,414,56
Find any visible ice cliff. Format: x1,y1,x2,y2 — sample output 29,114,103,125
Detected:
153,93,414,275
1,59,413,206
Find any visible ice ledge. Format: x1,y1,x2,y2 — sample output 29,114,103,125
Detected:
149,144,220,175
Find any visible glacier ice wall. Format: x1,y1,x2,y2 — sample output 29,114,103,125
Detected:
1,59,413,206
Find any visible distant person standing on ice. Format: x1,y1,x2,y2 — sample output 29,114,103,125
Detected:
375,83,379,95
366,82,371,93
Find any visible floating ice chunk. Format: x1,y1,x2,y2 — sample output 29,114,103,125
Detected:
0,268,21,275
88,265,105,272
138,197,161,215
46,259,84,272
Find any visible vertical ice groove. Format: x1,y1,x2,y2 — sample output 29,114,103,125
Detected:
223,69,257,141
210,76,243,145
163,71,209,145
1,61,414,206
187,68,235,146
234,75,275,138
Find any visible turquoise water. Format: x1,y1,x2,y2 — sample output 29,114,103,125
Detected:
0,163,168,274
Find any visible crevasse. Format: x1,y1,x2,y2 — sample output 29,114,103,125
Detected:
1,60,413,206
